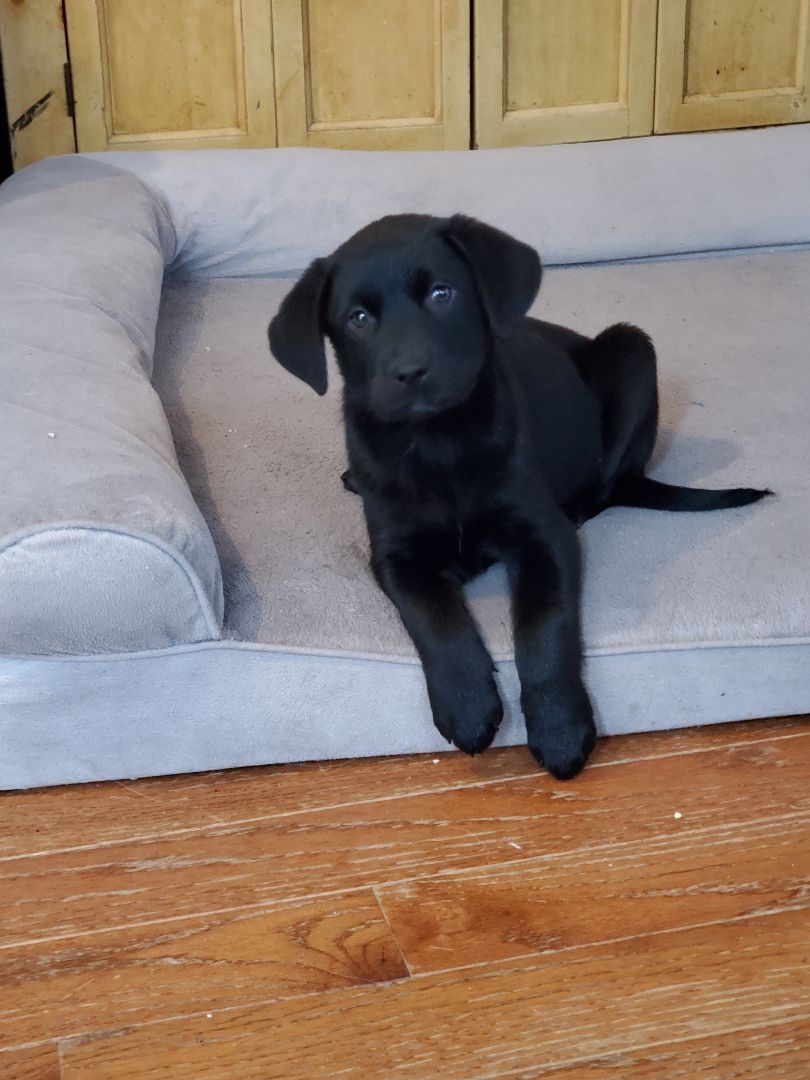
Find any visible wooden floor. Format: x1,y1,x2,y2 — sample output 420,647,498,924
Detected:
1,717,808,1079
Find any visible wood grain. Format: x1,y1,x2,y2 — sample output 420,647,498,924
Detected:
530,1019,810,1078
59,910,810,1078
0,892,405,1049
3,717,803,860
0,1042,60,1080
0,744,538,860
3,733,808,949
1,720,807,1075
377,813,810,973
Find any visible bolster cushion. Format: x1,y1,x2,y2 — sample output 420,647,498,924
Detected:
0,157,223,654
94,125,810,279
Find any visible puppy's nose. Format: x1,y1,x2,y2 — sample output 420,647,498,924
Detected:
394,364,428,386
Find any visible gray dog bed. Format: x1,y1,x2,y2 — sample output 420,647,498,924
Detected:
1,127,809,789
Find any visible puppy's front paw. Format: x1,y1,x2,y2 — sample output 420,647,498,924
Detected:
341,469,360,494
523,679,596,780
428,673,503,756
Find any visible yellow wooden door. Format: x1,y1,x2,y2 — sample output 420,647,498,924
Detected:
271,0,470,149
656,0,810,133
0,0,75,169
474,0,658,147
64,0,277,151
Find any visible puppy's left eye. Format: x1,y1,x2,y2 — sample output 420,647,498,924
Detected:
428,284,454,305
348,308,371,329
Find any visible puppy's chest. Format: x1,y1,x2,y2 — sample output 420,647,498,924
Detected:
393,433,505,513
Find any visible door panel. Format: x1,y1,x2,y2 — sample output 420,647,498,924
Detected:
307,1,436,125
655,0,810,132
505,0,621,110
66,0,277,151
104,2,244,135
475,0,657,147
272,0,470,149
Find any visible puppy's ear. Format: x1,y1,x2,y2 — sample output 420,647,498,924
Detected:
443,215,541,338
268,258,331,395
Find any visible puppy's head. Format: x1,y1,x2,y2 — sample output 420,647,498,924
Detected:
268,214,541,423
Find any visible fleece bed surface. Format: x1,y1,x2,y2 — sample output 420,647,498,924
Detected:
152,255,803,661
1,128,809,788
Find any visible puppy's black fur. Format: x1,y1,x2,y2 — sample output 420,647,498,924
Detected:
269,214,769,779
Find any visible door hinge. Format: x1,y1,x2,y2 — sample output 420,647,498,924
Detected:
64,62,75,119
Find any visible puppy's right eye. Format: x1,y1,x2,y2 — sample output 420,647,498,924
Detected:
348,308,371,330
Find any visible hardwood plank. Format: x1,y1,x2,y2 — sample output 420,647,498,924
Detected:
2,717,805,860
0,892,406,1050
59,910,810,1078
533,1019,810,1078
2,733,808,948
0,1042,60,1080
0,745,533,860
377,813,810,973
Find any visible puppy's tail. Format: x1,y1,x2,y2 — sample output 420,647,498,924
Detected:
610,475,772,512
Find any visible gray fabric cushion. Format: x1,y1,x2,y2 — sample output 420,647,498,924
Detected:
0,156,223,654
92,124,810,279
3,639,807,789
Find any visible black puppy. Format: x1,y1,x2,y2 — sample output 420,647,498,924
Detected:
269,215,768,779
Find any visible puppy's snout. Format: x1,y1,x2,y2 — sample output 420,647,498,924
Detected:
394,364,428,387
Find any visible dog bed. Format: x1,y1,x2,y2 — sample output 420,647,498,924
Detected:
1,127,809,789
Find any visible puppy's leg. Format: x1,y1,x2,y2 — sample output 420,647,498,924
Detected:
574,325,769,513
370,536,503,756
505,515,595,780
573,323,658,505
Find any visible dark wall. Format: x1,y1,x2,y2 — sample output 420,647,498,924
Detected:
0,45,12,181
